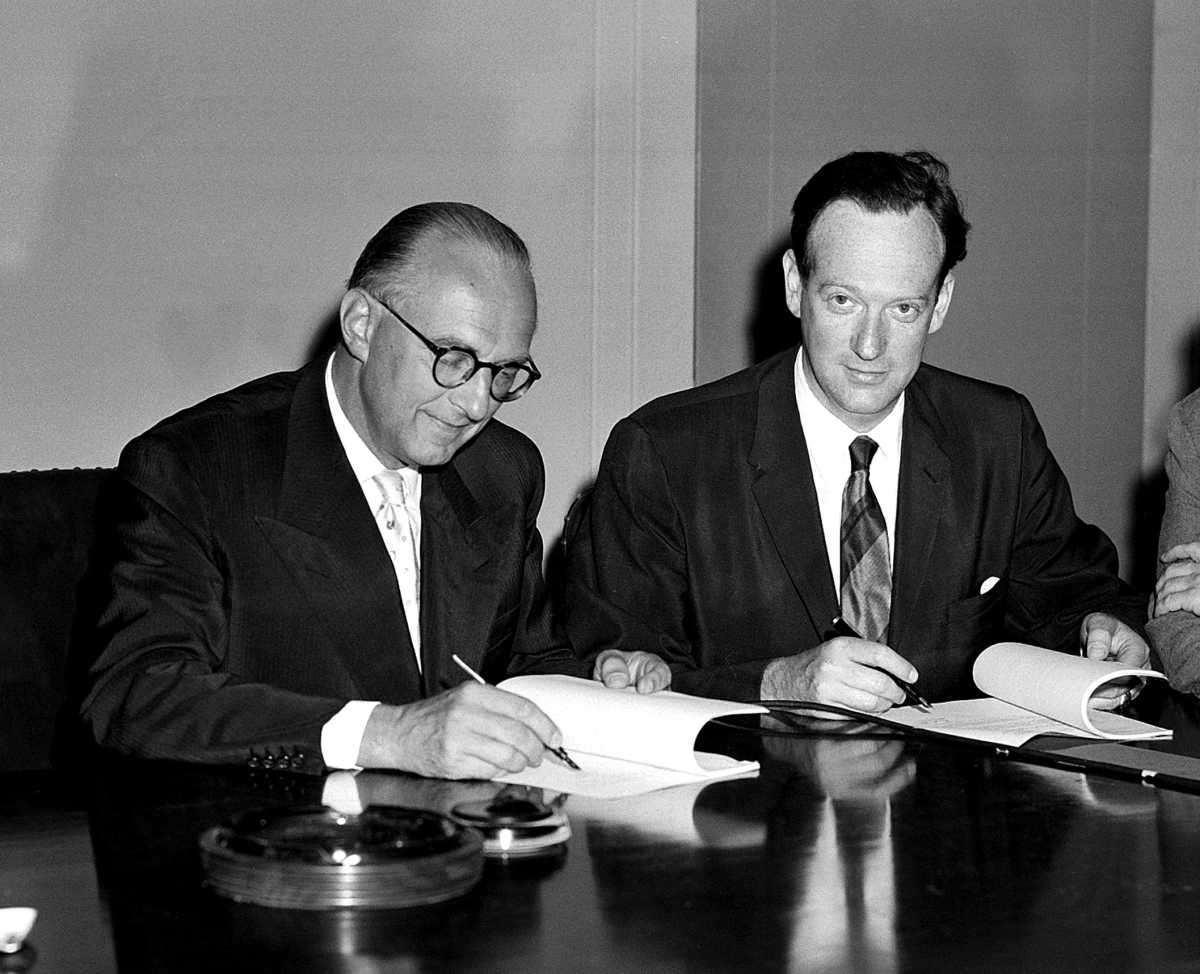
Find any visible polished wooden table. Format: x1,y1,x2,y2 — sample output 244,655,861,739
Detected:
6,687,1200,973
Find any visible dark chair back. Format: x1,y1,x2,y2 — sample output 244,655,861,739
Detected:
0,467,113,772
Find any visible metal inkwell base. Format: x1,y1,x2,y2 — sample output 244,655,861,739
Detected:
199,805,483,909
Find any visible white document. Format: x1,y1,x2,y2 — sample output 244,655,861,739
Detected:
878,642,1171,747
493,675,766,799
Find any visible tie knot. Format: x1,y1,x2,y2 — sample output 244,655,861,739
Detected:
849,436,878,473
373,469,411,506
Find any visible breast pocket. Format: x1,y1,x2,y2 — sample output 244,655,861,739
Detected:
947,578,1008,655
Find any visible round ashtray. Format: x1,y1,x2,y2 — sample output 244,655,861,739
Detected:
199,805,483,909
450,794,571,859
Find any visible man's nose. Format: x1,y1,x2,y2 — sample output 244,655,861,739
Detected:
852,311,887,360
452,369,494,421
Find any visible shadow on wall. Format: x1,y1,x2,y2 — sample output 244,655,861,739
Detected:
307,311,342,363
746,238,799,365
1128,316,1200,592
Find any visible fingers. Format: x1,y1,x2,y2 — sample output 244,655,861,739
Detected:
594,650,632,689
763,639,916,713
1089,683,1137,711
1158,557,1200,582
1080,613,1116,660
593,650,672,693
475,683,563,755
629,652,672,693
373,684,564,780
1154,559,1200,616
1079,614,1150,667
826,637,916,709
1161,541,1200,564
1112,636,1150,668
850,641,918,685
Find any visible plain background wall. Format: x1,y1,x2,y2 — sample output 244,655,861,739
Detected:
696,0,1154,583
0,1,696,556
1144,0,1200,469
4,2,1198,589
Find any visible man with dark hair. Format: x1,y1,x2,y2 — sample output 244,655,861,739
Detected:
82,202,666,778
565,150,1147,711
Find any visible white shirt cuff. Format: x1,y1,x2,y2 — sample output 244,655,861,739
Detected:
320,700,380,770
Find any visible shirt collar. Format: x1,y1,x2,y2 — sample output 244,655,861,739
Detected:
324,354,419,490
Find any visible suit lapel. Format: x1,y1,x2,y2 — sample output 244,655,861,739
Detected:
748,351,840,638
889,373,953,652
418,450,504,694
256,361,422,701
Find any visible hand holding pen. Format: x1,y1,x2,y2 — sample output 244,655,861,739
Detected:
827,617,932,712
355,675,572,780
760,620,931,715
452,655,581,769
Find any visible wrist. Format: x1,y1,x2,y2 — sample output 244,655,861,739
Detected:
356,703,411,770
760,657,791,699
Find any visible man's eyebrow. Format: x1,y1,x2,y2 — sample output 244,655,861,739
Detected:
428,334,533,365
815,280,860,293
815,281,931,302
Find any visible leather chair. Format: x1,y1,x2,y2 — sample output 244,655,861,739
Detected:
0,467,113,772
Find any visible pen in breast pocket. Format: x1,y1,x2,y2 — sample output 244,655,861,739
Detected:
829,616,933,712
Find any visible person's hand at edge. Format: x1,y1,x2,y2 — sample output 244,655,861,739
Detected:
592,650,672,693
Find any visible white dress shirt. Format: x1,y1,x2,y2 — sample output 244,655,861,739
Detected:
793,349,903,594
319,354,423,769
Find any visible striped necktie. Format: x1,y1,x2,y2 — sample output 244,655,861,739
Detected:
839,436,891,643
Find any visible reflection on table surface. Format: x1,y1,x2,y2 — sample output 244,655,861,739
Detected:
4,686,1200,973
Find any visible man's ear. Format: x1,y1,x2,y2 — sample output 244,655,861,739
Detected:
339,289,375,363
782,249,804,318
927,273,955,335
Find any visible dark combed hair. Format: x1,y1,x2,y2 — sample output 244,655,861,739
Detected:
347,201,532,299
789,150,970,285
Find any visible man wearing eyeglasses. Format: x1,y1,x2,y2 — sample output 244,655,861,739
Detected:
81,202,666,778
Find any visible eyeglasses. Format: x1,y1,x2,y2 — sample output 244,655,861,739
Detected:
367,292,541,403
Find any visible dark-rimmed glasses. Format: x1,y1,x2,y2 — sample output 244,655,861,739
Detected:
368,292,541,402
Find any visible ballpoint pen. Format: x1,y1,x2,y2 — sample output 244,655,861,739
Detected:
828,616,933,712
451,654,581,770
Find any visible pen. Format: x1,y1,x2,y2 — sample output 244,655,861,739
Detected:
828,616,933,712
451,654,581,770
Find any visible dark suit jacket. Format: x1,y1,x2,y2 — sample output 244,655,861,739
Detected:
81,359,576,766
565,347,1144,702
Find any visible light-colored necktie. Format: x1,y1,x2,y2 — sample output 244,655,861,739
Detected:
373,469,422,658
840,436,892,643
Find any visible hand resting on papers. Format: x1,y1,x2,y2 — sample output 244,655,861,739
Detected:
592,649,672,693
